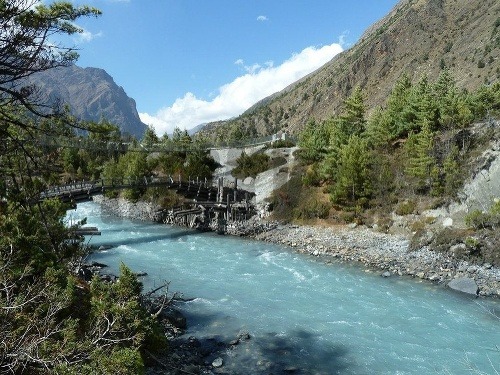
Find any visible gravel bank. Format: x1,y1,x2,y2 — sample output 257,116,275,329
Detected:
248,223,500,298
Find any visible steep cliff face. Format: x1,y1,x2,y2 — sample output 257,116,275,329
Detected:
456,121,500,212
30,65,147,138
201,0,500,138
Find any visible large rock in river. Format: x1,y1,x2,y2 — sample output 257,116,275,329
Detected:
447,277,479,295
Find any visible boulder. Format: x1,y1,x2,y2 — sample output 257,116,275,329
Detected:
160,308,187,329
212,357,223,368
442,217,453,227
381,271,391,278
243,176,255,185
91,261,108,268
447,277,479,295
237,330,251,341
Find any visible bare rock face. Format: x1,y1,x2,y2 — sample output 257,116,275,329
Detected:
29,64,147,138
460,128,500,212
423,122,500,226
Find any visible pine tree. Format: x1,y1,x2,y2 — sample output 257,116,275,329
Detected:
298,119,330,163
331,135,372,205
386,73,414,138
433,69,468,129
413,75,439,131
321,88,367,179
142,125,159,148
443,145,462,196
337,86,367,137
405,119,436,191
366,107,392,149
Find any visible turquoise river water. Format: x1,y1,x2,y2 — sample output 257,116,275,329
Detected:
67,202,499,374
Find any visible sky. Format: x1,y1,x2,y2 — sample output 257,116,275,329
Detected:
70,0,400,136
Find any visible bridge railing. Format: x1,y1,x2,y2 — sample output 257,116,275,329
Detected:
41,175,218,197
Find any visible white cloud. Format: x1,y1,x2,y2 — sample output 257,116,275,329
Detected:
75,28,102,43
140,42,343,136
257,15,268,22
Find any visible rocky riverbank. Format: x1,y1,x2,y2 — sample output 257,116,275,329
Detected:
91,195,500,297
247,223,500,298
92,195,162,222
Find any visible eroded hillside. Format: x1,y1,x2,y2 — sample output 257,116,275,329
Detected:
200,0,500,141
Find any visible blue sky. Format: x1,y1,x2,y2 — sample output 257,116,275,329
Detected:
71,0,399,135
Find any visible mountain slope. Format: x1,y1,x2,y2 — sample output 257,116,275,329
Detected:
201,0,500,138
30,64,147,138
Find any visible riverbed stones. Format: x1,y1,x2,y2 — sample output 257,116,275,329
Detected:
212,357,223,368
447,277,479,295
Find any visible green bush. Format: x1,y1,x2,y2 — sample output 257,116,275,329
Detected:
58,348,145,375
302,165,322,187
464,236,481,255
395,200,416,215
232,151,270,178
465,208,500,229
293,199,330,220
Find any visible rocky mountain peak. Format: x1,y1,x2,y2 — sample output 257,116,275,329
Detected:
30,64,147,138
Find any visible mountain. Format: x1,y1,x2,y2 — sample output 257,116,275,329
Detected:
201,0,500,138
30,64,148,138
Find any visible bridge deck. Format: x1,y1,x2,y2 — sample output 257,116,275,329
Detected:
40,176,252,205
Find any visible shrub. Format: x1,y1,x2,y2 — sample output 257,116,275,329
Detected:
302,165,322,187
465,202,500,229
231,151,270,178
395,200,416,215
293,199,330,220
464,236,481,254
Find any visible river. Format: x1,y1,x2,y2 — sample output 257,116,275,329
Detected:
67,202,500,374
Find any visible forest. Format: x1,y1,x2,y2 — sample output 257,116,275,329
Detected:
268,73,500,225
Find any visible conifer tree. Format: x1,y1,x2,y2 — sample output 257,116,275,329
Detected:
432,69,474,129
336,86,366,137
298,119,330,163
443,145,462,196
405,119,436,191
142,125,159,148
366,107,392,149
321,87,367,178
331,135,372,205
386,73,414,137
413,75,439,131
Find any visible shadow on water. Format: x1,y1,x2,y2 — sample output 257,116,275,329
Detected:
179,309,354,375
243,329,353,375
99,224,155,232
90,230,199,248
